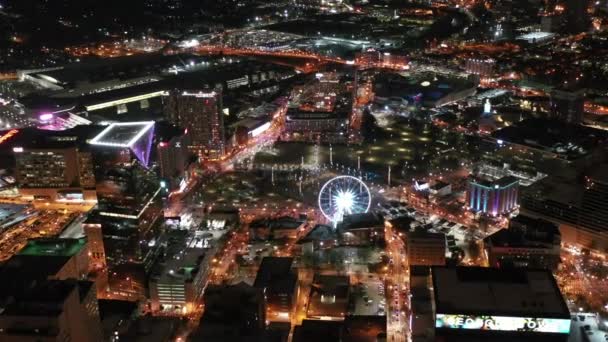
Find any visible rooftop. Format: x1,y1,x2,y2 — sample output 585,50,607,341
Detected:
298,224,338,243
293,319,343,342
407,230,446,241
373,72,476,106
150,230,204,283
492,118,608,160
89,121,154,148
470,175,519,189
18,237,87,257
484,215,560,249
253,257,297,294
89,121,155,166
431,266,570,318
338,212,384,231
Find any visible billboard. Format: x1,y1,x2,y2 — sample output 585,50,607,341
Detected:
435,314,571,334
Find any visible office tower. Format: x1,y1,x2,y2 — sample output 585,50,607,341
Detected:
0,279,103,342
163,89,225,160
521,165,608,253
8,238,91,280
14,147,96,202
483,215,561,270
0,238,102,342
466,176,519,216
156,121,192,191
564,0,590,33
549,89,584,124
86,121,163,298
405,230,447,266
579,171,608,240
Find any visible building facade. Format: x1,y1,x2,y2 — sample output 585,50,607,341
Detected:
405,231,447,266
254,257,298,323
483,215,561,270
521,167,608,253
466,176,519,216
156,125,191,191
0,280,103,342
86,122,163,298
464,58,496,79
14,147,96,202
163,89,225,160
549,89,584,124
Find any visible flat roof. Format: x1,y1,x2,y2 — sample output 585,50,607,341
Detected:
89,121,154,148
18,237,87,257
431,267,570,318
492,118,608,161
339,212,384,231
254,257,296,294
470,175,519,189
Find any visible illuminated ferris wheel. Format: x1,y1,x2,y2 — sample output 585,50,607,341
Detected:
318,175,371,224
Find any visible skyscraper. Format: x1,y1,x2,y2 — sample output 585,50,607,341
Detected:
549,89,584,124
86,121,163,298
564,0,590,33
163,89,225,160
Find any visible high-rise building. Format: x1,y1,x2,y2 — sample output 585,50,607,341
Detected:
405,230,447,266
3,126,100,202
0,237,102,342
483,215,561,270
0,279,103,342
14,147,96,202
155,121,192,191
521,164,608,252
564,0,590,33
549,89,584,124
163,89,225,160
466,176,519,216
86,121,163,298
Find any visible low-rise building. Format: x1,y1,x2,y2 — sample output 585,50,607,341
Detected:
149,231,206,314
483,215,561,270
431,266,571,342
466,175,519,216
193,282,266,341
249,216,305,241
405,231,447,266
254,257,298,322
338,213,384,246
306,274,350,321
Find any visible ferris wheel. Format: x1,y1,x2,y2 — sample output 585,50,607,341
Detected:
318,175,371,224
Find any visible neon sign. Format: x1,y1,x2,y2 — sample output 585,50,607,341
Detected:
435,314,571,334
0,129,19,144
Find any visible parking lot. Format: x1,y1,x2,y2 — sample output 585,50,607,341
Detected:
0,208,79,261
350,274,386,317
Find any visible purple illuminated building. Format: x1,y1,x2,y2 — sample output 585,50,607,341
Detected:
466,176,519,216
86,121,163,298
